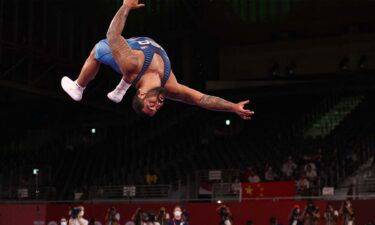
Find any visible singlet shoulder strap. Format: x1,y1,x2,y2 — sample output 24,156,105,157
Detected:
131,47,155,87
155,48,171,87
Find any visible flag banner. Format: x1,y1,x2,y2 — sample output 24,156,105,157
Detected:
241,181,296,198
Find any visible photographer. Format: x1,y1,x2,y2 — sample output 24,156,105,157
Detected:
61,218,68,225
131,208,147,225
167,206,189,225
339,200,355,225
301,200,320,225
156,207,170,225
69,206,88,225
288,205,302,225
217,204,233,225
145,211,160,225
323,204,339,225
105,206,120,225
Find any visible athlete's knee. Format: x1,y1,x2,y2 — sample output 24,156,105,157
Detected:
90,46,97,57
88,46,99,62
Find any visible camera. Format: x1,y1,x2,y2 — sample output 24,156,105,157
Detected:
146,212,156,222
70,207,82,219
219,208,229,217
306,200,318,214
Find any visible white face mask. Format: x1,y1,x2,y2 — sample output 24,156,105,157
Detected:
115,213,120,221
61,222,67,225
174,210,182,217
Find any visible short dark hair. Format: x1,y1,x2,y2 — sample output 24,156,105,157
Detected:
132,91,147,117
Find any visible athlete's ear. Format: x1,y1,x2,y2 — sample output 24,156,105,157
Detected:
138,92,146,99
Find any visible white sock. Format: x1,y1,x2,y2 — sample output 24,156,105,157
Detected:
115,79,131,93
74,80,86,90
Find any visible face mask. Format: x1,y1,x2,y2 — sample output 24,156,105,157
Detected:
61,222,67,225
174,211,182,217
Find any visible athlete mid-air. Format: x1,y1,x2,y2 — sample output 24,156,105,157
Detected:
61,0,254,119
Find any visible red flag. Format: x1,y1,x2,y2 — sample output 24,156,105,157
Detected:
241,181,296,198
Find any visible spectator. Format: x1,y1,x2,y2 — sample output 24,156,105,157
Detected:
61,218,67,225
146,170,158,185
105,206,120,225
304,161,317,174
132,208,147,225
265,163,278,181
167,206,189,225
301,200,320,225
156,207,170,225
324,204,339,225
288,204,302,225
282,156,297,180
248,170,261,183
145,211,159,225
339,200,355,225
296,175,310,194
69,206,88,225
231,178,241,194
305,165,318,182
182,207,189,222
217,205,233,225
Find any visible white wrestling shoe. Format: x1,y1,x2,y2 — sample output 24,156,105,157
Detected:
107,88,126,103
107,79,131,103
61,76,85,101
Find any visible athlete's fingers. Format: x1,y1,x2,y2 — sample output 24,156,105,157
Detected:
241,109,254,115
239,100,250,105
242,115,251,120
136,3,145,8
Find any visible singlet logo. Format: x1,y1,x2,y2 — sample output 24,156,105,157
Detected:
137,39,163,50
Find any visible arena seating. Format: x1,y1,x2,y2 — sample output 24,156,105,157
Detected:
0,90,374,200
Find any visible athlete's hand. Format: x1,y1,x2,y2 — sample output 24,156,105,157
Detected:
123,0,145,10
232,100,255,120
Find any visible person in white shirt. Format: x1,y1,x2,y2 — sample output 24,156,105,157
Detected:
248,170,261,183
305,165,318,181
265,164,278,181
282,157,297,179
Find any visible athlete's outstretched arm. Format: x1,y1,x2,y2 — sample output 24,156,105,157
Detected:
106,0,145,75
166,75,254,120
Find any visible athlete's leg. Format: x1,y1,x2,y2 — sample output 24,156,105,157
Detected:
107,75,131,103
61,47,101,101
76,47,101,87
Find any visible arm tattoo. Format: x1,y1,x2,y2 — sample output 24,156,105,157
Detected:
106,5,132,56
198,95,235,112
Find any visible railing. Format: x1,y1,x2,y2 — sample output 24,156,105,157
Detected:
196,170,239,183
0,186,56,200
212,182,240,202
88,185,171,200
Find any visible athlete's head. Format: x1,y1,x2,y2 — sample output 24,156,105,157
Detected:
132,87,165,117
